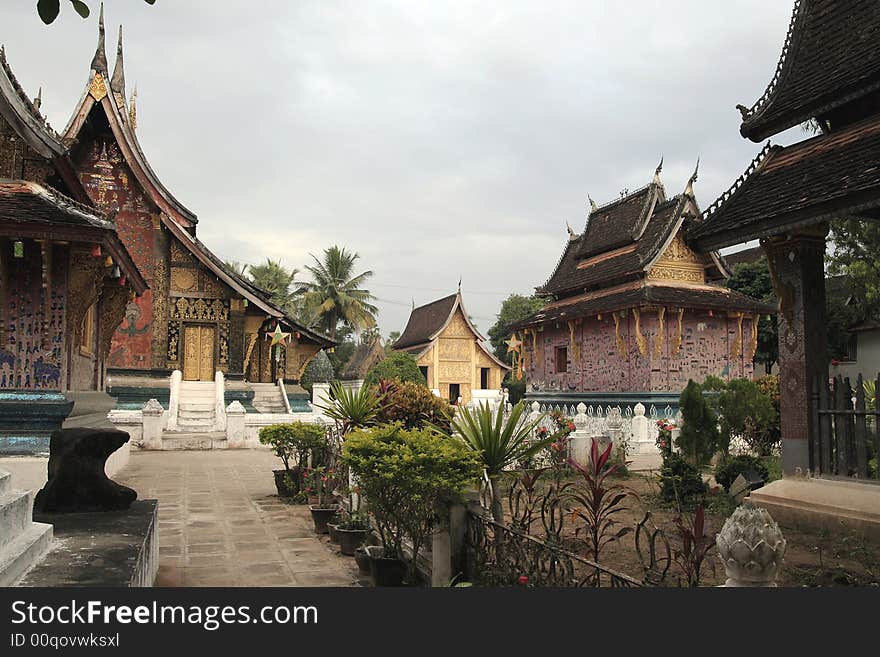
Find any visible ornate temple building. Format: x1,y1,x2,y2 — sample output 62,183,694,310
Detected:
0,46,146,450
60,14,332,405
514,164,773,408
393,290,509,404
689,0,880,479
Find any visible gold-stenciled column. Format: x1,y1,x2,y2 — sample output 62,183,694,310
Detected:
654,307,666,358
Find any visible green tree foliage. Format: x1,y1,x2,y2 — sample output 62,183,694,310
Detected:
677,380,720,466
828,219,880,321
224,260,249,278
326,326,356,378
246,258,299,315
659,453,707,504
715,378,779,457
342,424,481,580
714,455,769,493
37,0,155,24
375,380,453,431
726,258,778,373
299,350,334,393
386,331,401,353
298,246,378,340
364,351,425,388
319,381,384,435
502,372,526,404
487,294,546,364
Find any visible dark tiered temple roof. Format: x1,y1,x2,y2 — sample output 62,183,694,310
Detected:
516,281,775,329
0,181,147,294
394,294,459,350
691,113,880,250
539,191,688,297
57,15,334,348
738,0,880,142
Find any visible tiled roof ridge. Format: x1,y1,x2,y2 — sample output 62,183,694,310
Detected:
537,237,578,295
2,179,110,228
738,0,804,127
0,45,61,141
589,182,655,217
699,142,777,224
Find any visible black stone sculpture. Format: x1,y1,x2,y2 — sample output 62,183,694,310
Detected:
34,428,137,513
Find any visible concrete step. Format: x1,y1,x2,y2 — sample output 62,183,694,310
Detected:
0,521,53,587
178,406,215,416
162,432,227,450
0,490,33,551
253,404,287,414
175,423,217,433
0,471,10,496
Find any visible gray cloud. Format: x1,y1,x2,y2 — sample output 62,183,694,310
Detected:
4,1,794,335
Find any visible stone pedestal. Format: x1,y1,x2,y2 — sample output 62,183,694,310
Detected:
141,399,165,450
226,401,247,448
763,228,828,474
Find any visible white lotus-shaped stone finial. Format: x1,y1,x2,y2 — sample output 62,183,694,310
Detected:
716,500,787,587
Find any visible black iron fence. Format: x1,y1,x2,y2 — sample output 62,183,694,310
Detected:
812,374,880,480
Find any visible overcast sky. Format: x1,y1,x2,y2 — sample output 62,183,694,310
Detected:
4,1,798,337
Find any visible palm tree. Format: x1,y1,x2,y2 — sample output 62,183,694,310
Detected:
297,246,378,339
247,258,299,314
224,260,249,278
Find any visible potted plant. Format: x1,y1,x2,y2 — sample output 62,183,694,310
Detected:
354,545,371,577
343,423,481,585
308,466,340,534
336,511,372,556
259,422,328,498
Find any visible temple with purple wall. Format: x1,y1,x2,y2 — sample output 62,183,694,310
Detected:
514,162,773,411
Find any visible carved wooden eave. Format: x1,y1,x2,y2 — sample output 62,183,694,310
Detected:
64,71,199,227
0,48,92,204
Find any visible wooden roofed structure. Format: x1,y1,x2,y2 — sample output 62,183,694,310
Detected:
690,0,880,478
514,163,771,406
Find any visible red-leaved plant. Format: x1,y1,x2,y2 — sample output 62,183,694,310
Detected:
567,438,636,562
671,505,715,587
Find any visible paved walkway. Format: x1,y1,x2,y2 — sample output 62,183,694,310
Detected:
116,450,359,587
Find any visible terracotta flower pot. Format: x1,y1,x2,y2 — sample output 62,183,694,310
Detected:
366,545,406,587
309,505,339,534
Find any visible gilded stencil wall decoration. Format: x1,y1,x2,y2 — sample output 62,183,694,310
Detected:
88,72,108,101
151,252,169,369
443,312,471,338
613,313,627,356
672,308,684,357
633,308,647,357
747,315,760,362
439,338,470,361
654,307,666,357
730,312,744,356
169,239,196,265
170,267,197,292
170,297,229,322
648,233,706,284
439,361,471,381
167,321,180,362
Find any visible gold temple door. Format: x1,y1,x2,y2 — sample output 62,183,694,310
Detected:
183,325,216,381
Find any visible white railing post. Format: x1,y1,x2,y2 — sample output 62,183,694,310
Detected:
215,371,227,431
167,369,182,431
278,378,292,414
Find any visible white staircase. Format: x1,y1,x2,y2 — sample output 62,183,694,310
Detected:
251,382,288,414
173,381,217,432
0,470,53,586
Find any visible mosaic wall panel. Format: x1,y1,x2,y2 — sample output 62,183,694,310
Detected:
73,136,157,369
0,242,67,390
524,307,752,394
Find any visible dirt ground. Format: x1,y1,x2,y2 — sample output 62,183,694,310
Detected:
500,472,880,587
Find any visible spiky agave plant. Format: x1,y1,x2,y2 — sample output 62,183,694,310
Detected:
445,401,556,524
318,380,385,435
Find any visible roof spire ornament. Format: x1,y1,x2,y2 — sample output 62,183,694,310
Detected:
652,156,664,185
90,3,107,74
566,221,577,241
33,87,42,110
128,84,138,129
588,194,599,213
110,24,126,98
685,157,700,198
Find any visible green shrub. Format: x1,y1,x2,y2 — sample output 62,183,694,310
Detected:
503,372,525,404
716,378,778,457
677,380,720,466
364,351,426,388
258,422,328,484
342,423,482,581
376,380,453,431
714,455,770,492
659,452,708,504
300,350,334,394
